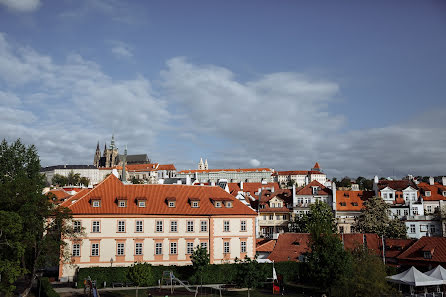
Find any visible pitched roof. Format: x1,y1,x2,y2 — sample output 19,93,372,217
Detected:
276,170,310,176
313,162,320,169
46,189,71,203
295,180,331,196
157,164,176,171
378,180,418,192
256,239,277,253
385,239,417,259
341,233,381,255
177,168,274,174
65,174,257,216
59,188,92,207
126,163,158,172
417,182,446,201
336,190,374,211
397,237,446,264
268,233,311,262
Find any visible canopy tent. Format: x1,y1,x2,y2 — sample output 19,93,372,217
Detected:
425,266,446,284
386,267,444,287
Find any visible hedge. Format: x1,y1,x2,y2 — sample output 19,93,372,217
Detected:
77,262,304,288
37,277,60,297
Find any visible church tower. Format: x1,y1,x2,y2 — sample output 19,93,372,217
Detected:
109,134,119,167
204,159,209,170
198,158,204,170
94,141,101,167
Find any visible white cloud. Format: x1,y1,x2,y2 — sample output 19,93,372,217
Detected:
249,159,261,167
0,0,40,12
111,41,133,58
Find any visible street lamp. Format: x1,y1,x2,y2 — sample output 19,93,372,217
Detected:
110,258,114,267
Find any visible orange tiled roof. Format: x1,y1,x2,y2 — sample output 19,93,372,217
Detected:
157,164,176,171
295,180,331,196
177,168,274,174
59,188,92,207
256,239,277,252
378,180,418,191
397,237,446,264
126,163,158,172
417,182,446,201
340,233,381,255
385,238,416,258
336,190,374,211
313,162,320,169
46,189,71,203
268,233,311,262
65,174,257,216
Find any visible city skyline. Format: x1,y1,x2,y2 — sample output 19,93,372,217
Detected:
1,0,445,178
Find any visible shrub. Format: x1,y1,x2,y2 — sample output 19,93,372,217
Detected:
38,277,60,297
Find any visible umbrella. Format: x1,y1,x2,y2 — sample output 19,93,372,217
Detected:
386,267,443,287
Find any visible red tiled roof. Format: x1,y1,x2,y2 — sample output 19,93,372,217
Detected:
59,188,91,207
313,162,320,169
378,180,418,191
66,174,257,216
276,171,309,176
256,239,277,253
126,163,158,172
417,182,446,201
336,190,374,211
397,237,446,264
295,180,331,196
340,233,381,255
177,168,274,174
227,182,280,197
268,233,311,262
157,164,176,171
385,239,416,259
46,189,71,203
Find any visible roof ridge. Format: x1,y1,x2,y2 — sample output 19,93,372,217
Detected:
67,174,118,208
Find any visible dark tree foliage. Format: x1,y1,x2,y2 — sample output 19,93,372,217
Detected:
130,176,144,184
289,201,337,237
0,139,80,296
234,256,261,297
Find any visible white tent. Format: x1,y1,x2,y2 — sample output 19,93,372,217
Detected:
425,266,446,284
386,267,444,287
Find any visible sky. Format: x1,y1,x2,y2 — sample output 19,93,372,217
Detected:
0,0,445,179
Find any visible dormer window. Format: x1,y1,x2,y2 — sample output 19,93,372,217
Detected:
225,201,232,208
425,191,431,197
138,200,146,207
92,200,101,207
166,197,176,207
118,200,127,208
215,201,222,208
192,201,199,208
443,191,446,197
169,201,176,208
423,251,432,259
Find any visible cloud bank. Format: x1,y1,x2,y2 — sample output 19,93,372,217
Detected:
0,0,40,12
0,33,445,178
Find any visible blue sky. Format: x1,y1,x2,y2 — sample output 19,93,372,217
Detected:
0,0,445,178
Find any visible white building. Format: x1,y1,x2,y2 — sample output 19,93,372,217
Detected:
273,162,327,187
177,168,274,183
41,165,110,186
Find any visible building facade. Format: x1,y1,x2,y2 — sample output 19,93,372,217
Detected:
59,174,257,281
273,162,327,187
177,168,274,183
40,165,110,186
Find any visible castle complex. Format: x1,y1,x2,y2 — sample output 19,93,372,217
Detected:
93,135,151,168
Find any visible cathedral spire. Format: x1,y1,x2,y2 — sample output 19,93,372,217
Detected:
110,134,116,149
121,145,127,183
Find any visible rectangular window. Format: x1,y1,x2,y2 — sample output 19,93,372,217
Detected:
215,201,222,208
283,214,287,220
117,243,125,255
425,191,431,197
223,241,230,254
155,243,162,255
138,200,146,207
241,220,247,231
156,220,163,232
72,243,80,257
339,226,344,233
404,209,409,216
135,220,143,232
186,242,194,254
389,193,393,199
168,201,176,208
396,210,401,216
187,221,194,232
269,215,273,220
92,221,100,233
412,208,419,215
73,221,81,233
91,243,99,256
118,200,127,207
200,242,207,250
118,221,125,232
430,225,436,234
192,201,199,208
427,206,432,213
170,221,178,232
135,243,143,255
201,221,207,232
271,203,276,208
410,224,416,233
276,215,281,220
223,221,230,232
241,241,247,253
170,242,177,254
92,200,100,207
225,201,232,208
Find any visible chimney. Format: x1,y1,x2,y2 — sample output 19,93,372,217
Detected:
186,175,191,185
240,181,243,190
292,184,297,207
429,176,434,186
442,177,446,186
374,175,379,184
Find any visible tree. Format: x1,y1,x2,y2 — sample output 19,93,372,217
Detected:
339,177,352,188
0,139,80,296
67,170,81,185
79,176,90,187
234,256,260,297
190,245,209,290
52,174,68,186
288,201,337,236
286,180,295,187
127,262,154,297
130,176,144,184
334,248,395,297
354,196,407,238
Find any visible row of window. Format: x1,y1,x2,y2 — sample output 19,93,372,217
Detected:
73,240,247,257
261,215,288,221
74,220,248,233
409,224,436,234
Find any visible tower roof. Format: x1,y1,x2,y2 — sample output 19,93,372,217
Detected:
313,162,320,169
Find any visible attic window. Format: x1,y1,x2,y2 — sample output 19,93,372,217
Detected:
118,200,127,208
423,251,432,259
443,191,446,197
192,201,199,208
425,191,431,197
225,201,233,208
92,200,101,207
292,241,300,246
138,200,146,207
340,202,346,206
168,201,176,208
215,201,222,208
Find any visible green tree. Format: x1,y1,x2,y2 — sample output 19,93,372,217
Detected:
334,248,395,297
67,170,81,185
130,176,144,184
79,176,90,187
127,262,154,297
339,177,352,188
51,174,68,186
354,196,407,238
0,139,80,296
288,214,307,233
289,201,337,236
190,245,209,289
286,180,295,187
234,256,260,297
